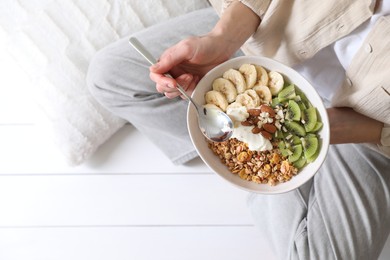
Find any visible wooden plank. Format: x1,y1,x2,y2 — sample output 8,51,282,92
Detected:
0,124,211,174
0,226,276,260
0,174,253,226
1,226,389,260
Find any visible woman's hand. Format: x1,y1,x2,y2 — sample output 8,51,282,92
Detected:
149,34,233,98
327,107,383,144
149,1,261,99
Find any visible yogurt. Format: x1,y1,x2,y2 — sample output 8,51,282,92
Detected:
227,105,273,151
231,124,273,151
226,103,249,123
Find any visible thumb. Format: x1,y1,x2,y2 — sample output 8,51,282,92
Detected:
150,41,194,74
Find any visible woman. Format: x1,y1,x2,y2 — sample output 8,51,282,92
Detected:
87,1,390,258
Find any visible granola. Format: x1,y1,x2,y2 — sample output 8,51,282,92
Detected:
208,138,298,186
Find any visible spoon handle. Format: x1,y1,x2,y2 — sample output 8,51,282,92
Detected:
128,37,197,108
129,37,158,65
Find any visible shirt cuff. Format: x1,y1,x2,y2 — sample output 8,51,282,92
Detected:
221,0,271,18
238,0,271,18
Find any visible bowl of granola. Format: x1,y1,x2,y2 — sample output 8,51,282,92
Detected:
187,56,330,194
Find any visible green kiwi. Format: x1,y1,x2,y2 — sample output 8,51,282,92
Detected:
296,99,307,111
274,130,284,139
277,84,322,166
289,135,302,145
301,136,319,159
271,97,282,107
309,121,323,132
278,84,296,102
305,133,317,139
293,156,307,169
306,144,320,163
285,100,301,121
278,141,292,157
302,107,318,132
295,87,312,108
288,144,303,163
278,141,286,150
284,121,306,137
280,149,293,157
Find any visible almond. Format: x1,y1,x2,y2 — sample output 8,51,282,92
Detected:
252,127,262,134
241,120,253,126
248,108,261,116
263,123,277,134
260,104,276,117
260,130,272,140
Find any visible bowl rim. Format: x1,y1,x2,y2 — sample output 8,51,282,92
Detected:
187,56,330,194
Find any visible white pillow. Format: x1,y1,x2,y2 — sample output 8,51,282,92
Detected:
0,0,210,166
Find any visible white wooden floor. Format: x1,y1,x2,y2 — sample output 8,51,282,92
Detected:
1,32,390,260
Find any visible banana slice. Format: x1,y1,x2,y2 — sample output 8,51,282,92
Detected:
223,68,247,94
203,103,222,111
253,84,272,103
205,90,229,111
255,65,269,86
236,93,257,109
244,89,260,107
268,71,284,95
239,64,257,89
226,101,244,110
212,78,237,103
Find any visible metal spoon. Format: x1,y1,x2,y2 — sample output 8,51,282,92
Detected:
129,37,233,142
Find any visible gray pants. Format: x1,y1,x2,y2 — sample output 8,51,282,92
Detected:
87,7,390,260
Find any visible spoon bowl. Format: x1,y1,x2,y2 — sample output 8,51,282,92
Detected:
129,37,234,142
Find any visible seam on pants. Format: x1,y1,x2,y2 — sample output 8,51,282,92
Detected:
312,196,338,259
295,187,309,210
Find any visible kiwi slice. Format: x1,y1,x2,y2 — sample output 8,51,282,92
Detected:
280,149,293,157
295,87,312,108
302,107,317,132
296,99,307,111
309,121,323,132
289,135,302,145
301,136,319,159
278,84,296,102
306,145,320,163
278,141,286,150
284,121,306,137
271,97,282,107
285,100,301,121
278,141,292,157
293,156,307,169
274,130,284,139
288,144,303,163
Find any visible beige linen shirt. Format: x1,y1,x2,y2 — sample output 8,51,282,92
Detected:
209,0,390,157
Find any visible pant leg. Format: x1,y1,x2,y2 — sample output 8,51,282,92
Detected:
248,144,390,260
86,7,219,165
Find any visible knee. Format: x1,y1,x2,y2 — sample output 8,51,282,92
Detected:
86,46,115,106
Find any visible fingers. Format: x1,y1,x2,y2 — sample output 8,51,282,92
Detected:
180,75,199,99
150,39,195,75
151,73,196,99
148,37,200,98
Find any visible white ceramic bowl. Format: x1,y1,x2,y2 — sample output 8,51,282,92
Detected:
187,56,330,194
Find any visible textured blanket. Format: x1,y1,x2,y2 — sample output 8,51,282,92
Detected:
0,0,210,165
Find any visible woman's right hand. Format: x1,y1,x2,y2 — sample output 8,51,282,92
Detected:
149,33,233,99
149,1,261,99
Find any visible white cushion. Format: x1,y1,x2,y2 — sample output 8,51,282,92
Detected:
0,0,210,166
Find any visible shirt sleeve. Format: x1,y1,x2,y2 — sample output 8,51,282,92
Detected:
331,16,390,158
221,0,271,18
